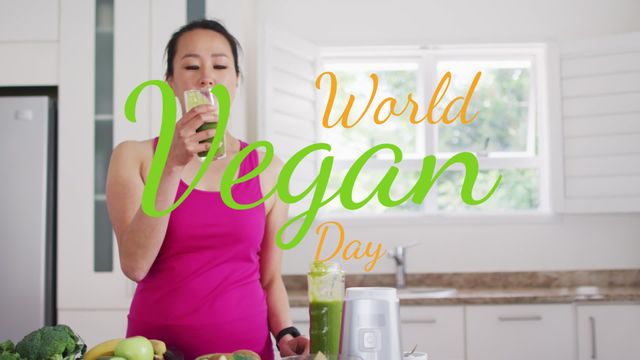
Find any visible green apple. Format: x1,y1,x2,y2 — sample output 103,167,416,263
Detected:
114,336,154,360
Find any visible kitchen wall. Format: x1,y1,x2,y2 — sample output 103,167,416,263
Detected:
254,0,640,274
281,213,640,274
266,0,640,45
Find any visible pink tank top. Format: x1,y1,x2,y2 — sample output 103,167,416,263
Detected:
126,137,274,360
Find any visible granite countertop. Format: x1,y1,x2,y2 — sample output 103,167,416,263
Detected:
284,270,640,306
287,287,640,306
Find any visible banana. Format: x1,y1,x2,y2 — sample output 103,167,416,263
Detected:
150,339,167,356
84,338,124,360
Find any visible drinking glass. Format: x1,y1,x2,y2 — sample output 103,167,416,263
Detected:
184,87,226,160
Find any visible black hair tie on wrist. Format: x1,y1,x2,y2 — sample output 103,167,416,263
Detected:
275,326,301,350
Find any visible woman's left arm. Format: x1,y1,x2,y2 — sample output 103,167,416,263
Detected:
259,157,310,356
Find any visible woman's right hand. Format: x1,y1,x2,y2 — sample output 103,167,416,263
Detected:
167,104,219,168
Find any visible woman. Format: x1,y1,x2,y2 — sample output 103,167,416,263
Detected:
106,19,309,360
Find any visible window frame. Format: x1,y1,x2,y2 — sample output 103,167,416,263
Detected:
316,44,554,222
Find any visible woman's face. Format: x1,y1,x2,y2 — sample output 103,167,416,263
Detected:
168,29,239,112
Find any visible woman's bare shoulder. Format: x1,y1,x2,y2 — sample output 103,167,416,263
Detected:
112,139,154,159
110,138,155,178
256,149,284,175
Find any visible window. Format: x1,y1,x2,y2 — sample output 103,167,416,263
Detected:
317,46,548,216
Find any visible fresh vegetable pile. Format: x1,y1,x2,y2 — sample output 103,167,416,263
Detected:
0,325,86,360
1,325,262,360
84,336,167,360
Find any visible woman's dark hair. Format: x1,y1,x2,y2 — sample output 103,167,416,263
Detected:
165,19,242,79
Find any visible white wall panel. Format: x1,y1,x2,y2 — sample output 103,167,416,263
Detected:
0,42,57,86
0,0,59,42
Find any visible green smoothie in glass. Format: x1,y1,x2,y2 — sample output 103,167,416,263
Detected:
308,261,345,359
184,87,226,160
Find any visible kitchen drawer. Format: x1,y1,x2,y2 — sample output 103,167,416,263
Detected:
400,306,465,360
466,304,575,360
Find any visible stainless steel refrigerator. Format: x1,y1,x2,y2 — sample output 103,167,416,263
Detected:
0,93,56,341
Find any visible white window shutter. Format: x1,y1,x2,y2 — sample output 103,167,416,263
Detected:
559,32,640,213
258,26,319,215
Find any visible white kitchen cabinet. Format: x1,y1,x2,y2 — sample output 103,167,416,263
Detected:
290,306,311,336
0,0,59,42
57,0,186,315
576,303,640,360
0,0,59,85
0,42,58,86
59,0,129,313
400,306,465,360
58,309,129,348
291,305,465,359
466,304,575,360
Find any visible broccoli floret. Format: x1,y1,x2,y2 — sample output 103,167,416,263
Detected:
0,340,15,354
15,325,84,360
0,353,22,360
0,339,22,360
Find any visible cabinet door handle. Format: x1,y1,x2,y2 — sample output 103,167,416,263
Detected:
402,318,437,324
497,315,543,322
589,316,597,359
